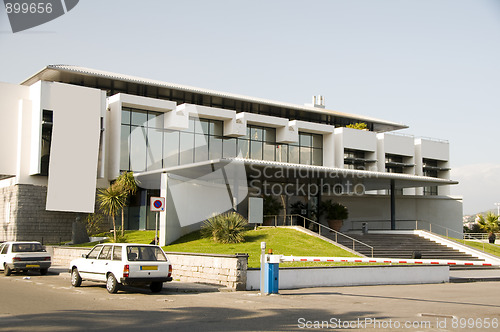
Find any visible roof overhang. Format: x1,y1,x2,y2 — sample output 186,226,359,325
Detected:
21,65,408,133
135,158,457,191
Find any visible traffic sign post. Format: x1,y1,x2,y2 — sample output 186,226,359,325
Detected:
150,197,165,245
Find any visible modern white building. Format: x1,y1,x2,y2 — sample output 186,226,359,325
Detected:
0,65,462,244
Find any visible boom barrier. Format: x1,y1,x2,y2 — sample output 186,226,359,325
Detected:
278,255,497,267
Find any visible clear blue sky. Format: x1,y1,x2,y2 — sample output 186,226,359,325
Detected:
1,0,499,214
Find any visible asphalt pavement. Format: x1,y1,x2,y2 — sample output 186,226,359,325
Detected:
1,266,499,331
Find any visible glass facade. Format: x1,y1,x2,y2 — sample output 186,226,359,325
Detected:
120,108,324,173
120,108,324,230
40,110,53,176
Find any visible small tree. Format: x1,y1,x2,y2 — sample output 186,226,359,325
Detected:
85,213,104,236
96,183,126,242
201,212,248,244
477,212,499,243
115,172,138,236
346,122,368,130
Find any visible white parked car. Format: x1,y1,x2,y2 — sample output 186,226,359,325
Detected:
69,243,173,294
0,241,51,276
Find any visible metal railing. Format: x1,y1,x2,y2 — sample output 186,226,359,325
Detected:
463,233,500,241
263,214,373,257
350,219,498,252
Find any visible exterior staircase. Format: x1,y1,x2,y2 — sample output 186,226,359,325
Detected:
328,232,485,262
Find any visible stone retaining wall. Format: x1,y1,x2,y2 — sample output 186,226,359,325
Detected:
0,184,77,243
165,252,248,291
48,246,249,290
47,246,90,267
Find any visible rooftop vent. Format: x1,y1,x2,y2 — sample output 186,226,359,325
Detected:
305,95,325,109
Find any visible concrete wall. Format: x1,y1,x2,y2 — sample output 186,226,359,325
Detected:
0,82,29,176
47,246,89,267
327,194,463,235
246,265,449,290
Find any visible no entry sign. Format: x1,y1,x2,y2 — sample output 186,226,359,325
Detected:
150,197,165,212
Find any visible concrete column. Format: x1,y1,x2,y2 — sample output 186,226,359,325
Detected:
390,180,396,230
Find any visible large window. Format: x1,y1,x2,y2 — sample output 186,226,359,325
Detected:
121,108,164,172
120,109,325,173
235,127,322,166
121,110,226,172
40,110,53,176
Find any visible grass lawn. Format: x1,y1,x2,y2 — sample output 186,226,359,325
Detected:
463,240,500,257
68,230,156,248
165,227,359,268
70,227,359,268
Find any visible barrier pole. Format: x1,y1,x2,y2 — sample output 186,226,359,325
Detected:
278,256,497,267
260,242,266,294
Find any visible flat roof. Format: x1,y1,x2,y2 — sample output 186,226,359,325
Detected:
21,65,408,132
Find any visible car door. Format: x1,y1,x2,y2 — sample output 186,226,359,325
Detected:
94,245,113,282
107,245,123,279
0,244,8,268
78,245,103,280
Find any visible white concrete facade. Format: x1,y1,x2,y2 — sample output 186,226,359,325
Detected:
246,265,449,290
0,65,462,242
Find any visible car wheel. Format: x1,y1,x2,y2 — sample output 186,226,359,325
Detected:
106,273,119,294
71,268,82,287
4,265,12,276
40,268,48,276
150,282,163,293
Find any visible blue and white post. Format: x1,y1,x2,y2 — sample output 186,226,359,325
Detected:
264,253,280,294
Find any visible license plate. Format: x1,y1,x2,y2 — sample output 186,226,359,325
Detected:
26,264,40,268
140,266,158,271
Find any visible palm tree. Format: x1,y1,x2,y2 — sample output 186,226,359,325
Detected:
96,183,126,242
477,212,499,243
115,172,138,236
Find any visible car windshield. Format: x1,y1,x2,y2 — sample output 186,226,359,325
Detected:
12,243,45,252
126,246,167,262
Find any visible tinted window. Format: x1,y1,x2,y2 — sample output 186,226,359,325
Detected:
87,245,103,259
126,246,167,262
12,243,45,252
0,244,8,255
112,246,122,261
98,246,112,260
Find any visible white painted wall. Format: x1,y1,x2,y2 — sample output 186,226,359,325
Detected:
376,133,416,194
334,127,377,170
332,194,463,235
0,82,29,176
40,82,104,213
246,265,449,290
417,138,450,161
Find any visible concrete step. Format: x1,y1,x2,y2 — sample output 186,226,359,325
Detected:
327,232,486,262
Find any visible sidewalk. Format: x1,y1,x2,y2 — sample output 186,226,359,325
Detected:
450,268,500,282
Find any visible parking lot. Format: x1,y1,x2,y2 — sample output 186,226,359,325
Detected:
0,267,499,331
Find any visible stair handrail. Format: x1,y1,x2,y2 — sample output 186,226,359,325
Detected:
281,214,374,257
349,219,498,254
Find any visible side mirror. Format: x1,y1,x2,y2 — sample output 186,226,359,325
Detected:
82,254,87,258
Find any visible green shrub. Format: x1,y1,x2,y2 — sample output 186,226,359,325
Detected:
109,227,127,243
201,212,248,244
85,213,104,236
